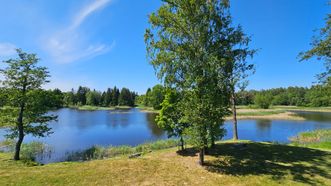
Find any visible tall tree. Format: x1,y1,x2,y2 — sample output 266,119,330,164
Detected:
76,86,89,105
119,87,134,106
0,49,57,160
104,88,113,106
299,7,330,83
144,88,152,106
145,0,237,165
111,86,120,106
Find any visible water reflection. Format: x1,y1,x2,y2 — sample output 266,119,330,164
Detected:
256,119,272,132
145,113,165,137
1,108,331,164
293,111,331,122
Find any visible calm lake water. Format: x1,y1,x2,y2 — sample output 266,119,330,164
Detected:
1,108,331,163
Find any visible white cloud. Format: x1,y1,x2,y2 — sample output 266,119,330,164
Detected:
0,43,16,56
70,0,111,30
43,0,113,64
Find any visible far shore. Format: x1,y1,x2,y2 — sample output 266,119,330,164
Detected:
138,105,331,121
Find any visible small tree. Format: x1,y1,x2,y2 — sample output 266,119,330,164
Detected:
0,49,57,160
156,89,188,151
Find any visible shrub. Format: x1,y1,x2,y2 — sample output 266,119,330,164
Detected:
254,93,273,109
21,141,52,162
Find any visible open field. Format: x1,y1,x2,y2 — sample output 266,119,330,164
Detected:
1,140,331,186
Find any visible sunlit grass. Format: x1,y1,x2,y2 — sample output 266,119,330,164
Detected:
1,141,331,185
290,129,331,150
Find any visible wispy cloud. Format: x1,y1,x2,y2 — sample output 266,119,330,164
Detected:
70,0,111,30
44,0,112,64
0,43,16,56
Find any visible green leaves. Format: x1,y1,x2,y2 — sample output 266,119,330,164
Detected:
146,0,254,153
0,49,57,139
299,13,331,83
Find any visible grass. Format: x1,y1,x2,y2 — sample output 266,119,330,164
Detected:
68,105,133,111
136,104,159,113
236,110,285,116
290,129,331,150
1,140,331,185
67,139,178,161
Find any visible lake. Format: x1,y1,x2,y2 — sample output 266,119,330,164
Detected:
1,108,331,163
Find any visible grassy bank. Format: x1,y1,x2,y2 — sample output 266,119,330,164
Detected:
224,105,331,120
136,105,159,113
66,139,178,161
68,105,133,111
290,129,331,150
135,105,331,120
1,140,331,185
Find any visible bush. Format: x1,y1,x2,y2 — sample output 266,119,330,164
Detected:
254,93,272,109
21,141,52,162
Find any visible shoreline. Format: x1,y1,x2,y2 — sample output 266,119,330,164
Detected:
225,111,305,121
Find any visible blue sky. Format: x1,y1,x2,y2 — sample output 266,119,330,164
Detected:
0,0,329,94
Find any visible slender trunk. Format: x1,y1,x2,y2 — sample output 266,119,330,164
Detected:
210,134,215,148
180,136,184,151
231,92,238,140
198,148,205,165
14,104,25,160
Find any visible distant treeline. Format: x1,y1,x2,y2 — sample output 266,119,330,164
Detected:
0,86,138,108
63,86,137,107
237,81,331,108
138,81,331,110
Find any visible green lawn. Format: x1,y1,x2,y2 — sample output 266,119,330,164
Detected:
1,141,331,185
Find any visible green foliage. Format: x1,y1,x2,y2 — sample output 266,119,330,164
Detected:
62,86,137,108
299,11,331,83
86,90,102,106
150,85,165,110
0,49,57,160
141,85,165,110
254,92,272,109
118,87,136,106
156,89,189,149
145,0,254,165
236,84,331,107
305,83,331,107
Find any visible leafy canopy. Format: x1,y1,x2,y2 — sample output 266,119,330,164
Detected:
0,49,57,138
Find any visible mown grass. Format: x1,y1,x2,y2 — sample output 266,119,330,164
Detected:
290,129,331,150
1,141,331,185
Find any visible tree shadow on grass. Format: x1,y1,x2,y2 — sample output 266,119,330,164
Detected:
203,143,331,185
176,148,197,157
